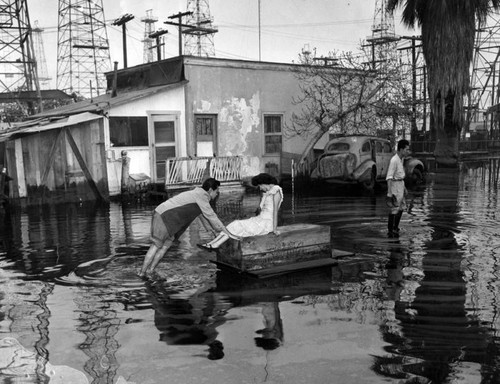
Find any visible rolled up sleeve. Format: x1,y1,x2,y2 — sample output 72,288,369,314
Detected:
197,194,225,232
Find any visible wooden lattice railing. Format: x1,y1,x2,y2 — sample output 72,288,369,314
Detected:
164,156,243,186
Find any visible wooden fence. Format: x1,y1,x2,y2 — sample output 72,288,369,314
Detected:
164,156,243,186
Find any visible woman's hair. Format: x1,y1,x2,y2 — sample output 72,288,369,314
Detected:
251,173,278,186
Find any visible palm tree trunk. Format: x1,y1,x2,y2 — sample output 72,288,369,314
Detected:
433,91,460,166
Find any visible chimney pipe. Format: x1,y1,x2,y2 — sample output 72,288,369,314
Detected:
111,61,118,98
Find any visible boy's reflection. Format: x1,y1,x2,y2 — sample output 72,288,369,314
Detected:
384,240,406,302
255,301,283,350
145,282,227,360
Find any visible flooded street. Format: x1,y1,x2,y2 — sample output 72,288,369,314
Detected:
0,164,499,384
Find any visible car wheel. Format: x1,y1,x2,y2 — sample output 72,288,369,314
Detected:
362,167,376,191
411,168,424,184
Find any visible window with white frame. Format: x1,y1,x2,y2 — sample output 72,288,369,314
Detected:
264,114,282,154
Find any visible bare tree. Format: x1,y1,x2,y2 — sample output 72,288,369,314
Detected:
289,47,414,164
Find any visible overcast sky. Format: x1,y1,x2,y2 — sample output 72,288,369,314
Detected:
27,0,415,88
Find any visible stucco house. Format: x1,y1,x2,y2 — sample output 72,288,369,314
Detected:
0,55,331,204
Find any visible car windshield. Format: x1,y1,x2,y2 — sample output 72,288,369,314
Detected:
326,142,350,152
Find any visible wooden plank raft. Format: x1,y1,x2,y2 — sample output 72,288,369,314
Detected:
212,223,353,277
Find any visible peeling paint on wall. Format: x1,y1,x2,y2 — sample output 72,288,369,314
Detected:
218,93,261,157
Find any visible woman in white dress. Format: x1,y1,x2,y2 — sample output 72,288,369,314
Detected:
198,173,283,250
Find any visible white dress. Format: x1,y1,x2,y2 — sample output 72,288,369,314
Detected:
227,185,283,237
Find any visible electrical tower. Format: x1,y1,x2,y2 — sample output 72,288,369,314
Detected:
32,21,51,90
365,0,399,70
57,0,111,99
141,9,159,63
0,0,41,112
469,10,500,126
183,0,218,57
365,0,429,139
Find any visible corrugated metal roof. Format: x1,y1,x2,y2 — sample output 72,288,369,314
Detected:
0,81,186,142
0,112,102,142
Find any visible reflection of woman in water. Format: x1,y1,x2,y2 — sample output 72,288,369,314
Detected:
198,173,283,250
255,302,283,350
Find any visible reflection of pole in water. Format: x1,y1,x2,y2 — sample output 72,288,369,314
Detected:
74,288,120,382
34,283,55,381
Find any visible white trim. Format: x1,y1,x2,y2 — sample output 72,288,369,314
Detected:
14,139,26,197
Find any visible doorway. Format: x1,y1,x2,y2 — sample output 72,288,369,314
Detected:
151,114,178,181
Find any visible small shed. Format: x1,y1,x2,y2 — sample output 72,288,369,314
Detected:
1,112,108,204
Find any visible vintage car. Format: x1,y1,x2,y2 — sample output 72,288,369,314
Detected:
311,135,425,189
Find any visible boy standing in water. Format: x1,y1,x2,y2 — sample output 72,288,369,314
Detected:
386,139,410,237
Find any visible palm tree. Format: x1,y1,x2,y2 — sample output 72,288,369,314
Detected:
387,0,500,166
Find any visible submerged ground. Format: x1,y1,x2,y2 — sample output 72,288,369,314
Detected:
0,164,499,383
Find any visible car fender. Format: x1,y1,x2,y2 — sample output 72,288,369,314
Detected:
352,159,375,182
311,167,319,179
404,157,425,174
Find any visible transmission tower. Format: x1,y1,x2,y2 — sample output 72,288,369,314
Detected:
365,0,429,138
365,0,399,70
469,10,500,122
141,9,158,63
32,21,51,90
183,0,218,57
57,0,111,99
0,0,41,111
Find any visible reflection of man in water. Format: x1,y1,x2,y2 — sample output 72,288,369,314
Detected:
146,283,227,360
385,242,406,301
255,302,283,350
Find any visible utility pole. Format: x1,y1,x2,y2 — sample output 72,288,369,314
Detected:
112,14,135,69
258,0,261,61
399,36,423,142
165,11,193,56
149,30,169,61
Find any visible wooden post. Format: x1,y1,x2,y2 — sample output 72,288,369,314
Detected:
120,150,130,194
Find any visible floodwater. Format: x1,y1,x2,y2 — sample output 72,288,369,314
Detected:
0,164,499,384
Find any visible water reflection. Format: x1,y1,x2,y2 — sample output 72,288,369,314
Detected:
0,164,500,383
254,302,284,350
145,280,227,357
384,240,406,302
374,169,499,383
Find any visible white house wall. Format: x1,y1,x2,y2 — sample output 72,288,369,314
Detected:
104,86,186,196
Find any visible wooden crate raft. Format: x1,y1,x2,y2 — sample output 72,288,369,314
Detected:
214,223,344,275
